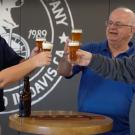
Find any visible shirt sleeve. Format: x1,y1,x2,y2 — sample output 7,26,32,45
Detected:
88,54,135,83
0,37,23,68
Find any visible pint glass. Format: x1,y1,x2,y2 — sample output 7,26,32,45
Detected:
71,29,82,41
35,38,45,51
68,41,80,63
42,41,53,52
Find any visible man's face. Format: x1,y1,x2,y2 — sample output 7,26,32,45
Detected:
106,10,134,45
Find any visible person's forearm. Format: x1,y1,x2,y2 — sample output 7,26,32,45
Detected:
0,58,36,88
89,54,135,83
57,55,73,77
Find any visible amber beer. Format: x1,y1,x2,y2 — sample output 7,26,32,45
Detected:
68,41,80,63
42,41,53,51
71,29,82,41
35,38,45,51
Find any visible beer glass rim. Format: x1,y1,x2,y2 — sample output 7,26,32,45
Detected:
42,41,53,49
68,41,80,46
35,38,46,41
72,29,82,33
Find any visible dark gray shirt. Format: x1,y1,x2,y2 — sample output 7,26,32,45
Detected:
89,54,135,83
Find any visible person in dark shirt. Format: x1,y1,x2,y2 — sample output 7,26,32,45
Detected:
0,36,23,111
0,36,51,111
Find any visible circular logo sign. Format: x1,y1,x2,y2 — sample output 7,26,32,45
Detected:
0,0,74,114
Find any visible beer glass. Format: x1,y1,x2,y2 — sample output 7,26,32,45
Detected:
35,38,45,51
71,29,82,41
42,41,53,52
68,41,80,63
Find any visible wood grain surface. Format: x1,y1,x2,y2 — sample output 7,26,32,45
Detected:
9,110,113,135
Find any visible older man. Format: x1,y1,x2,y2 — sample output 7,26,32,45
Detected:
58,7,135,135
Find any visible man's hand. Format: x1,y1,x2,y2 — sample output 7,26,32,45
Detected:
30,46,40,57
73,49,92,66
31,51,52,67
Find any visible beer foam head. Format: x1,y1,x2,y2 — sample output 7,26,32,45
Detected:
72,29,82,33
42,41,53,49
68,41,80,46
36,38,45,42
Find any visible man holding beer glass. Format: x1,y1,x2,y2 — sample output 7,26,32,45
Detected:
58,7,135,135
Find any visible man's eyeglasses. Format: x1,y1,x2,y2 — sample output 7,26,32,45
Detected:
105,21,133,29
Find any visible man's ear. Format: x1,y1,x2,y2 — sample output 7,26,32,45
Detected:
132,26,135,33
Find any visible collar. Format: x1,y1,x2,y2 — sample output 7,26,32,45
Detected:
102,40,135,57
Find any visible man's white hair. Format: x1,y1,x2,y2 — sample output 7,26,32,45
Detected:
112,7,135,26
